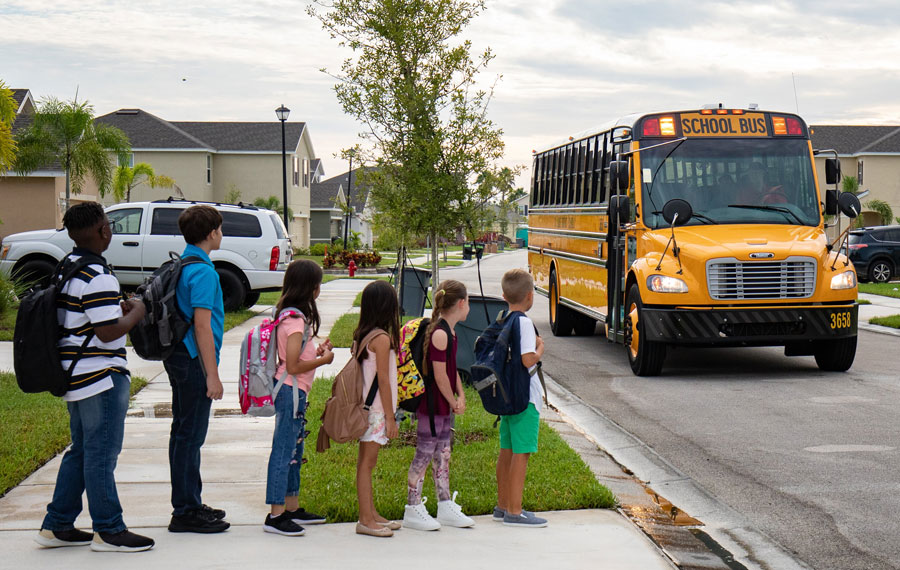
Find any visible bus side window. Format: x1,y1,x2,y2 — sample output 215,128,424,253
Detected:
533,155,542,206
575,141,585,205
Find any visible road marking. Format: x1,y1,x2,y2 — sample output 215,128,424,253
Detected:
804,444,895,453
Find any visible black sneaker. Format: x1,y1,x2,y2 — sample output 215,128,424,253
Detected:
35,528,93,548
168,509,230,533
90,530,155,552
263,513,306,536
198,504,226,521
286,507,326,525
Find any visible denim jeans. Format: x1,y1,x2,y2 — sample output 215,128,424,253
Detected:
164,344,212,516
265,382,308,505
42,371,130,534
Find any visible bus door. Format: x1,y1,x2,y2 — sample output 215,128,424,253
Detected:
606,145,630,344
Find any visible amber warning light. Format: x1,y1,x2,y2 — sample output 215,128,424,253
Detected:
642,117,677,137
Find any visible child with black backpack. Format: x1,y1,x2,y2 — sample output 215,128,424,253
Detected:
403,280,475,531
263,260,333,536
494,269,547,528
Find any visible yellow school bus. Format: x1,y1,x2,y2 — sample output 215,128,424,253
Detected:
528,108,861,375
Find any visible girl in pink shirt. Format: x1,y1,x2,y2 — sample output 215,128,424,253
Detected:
264,260,334,537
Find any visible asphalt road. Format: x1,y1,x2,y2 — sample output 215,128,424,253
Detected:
442,250,900,570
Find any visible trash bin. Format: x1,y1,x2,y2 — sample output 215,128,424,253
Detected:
515,238,525,248
473,242,485,260
515,227,528,247
462,242,474,261
455,295,509,383
393,266,432,317
497,240,505,252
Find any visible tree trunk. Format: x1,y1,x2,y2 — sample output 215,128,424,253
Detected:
64,167,70,212
431,231,439,294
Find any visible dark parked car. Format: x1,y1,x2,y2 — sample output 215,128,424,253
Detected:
848,225,900,283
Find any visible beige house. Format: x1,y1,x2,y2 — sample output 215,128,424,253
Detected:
94,109,321,247
810,125,900,227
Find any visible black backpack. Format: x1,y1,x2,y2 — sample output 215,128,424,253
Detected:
14,254,107,396
129,252,204,361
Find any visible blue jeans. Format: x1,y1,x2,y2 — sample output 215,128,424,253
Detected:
164,344,212,516
265,382,308,505
42,372,130,534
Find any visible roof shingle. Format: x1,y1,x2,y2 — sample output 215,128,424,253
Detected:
810,125,900,154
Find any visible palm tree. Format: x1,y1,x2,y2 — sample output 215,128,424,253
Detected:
0,80,16,175
253,195,293,219
113,162,175,202
14,96,130,209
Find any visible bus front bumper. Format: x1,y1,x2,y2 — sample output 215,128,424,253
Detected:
639,305,858,345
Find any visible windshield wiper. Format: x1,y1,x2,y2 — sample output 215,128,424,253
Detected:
691,212,717,224
727,204,804,225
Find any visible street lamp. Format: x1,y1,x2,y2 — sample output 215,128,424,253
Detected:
275,104,290,232
344,149,355,248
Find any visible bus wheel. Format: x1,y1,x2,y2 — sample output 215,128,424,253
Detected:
574,313,597,336
549,270,574,336
624,284,666,376
814,336,857,372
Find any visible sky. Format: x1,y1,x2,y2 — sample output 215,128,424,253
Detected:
3,0,900,190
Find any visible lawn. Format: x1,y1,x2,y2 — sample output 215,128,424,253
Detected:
0,373,148,497
859,282,900,299
328,312,418,347
299,379,616,522
870,315,900,329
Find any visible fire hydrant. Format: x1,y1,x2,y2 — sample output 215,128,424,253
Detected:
348,259,357,277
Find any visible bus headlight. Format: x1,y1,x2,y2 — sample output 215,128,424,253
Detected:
830,270,857,290
647,275,689,293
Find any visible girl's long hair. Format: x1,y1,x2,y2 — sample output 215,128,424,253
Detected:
276,260,323,336
422,279,467,375
354,280,401,362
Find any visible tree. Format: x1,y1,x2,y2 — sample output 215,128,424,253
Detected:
865,199,893,226
225,184,242,204
112,162,175,203
0,80,16,176
310,0,505,287
14,97,130,209
253,195,293,220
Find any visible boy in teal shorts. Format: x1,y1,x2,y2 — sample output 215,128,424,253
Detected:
495,268,547,527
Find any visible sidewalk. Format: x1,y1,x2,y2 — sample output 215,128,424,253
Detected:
0,277,673,570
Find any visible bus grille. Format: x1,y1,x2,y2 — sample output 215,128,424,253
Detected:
706,257,816,300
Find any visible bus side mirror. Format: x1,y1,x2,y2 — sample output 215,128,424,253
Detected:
838,192,861,219
825,189,838,216
825,158,841,185
609,160,630,192
609,195,631,233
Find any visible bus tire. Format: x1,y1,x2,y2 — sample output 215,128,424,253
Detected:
549,269,574,336
574,313,597,336
814,336,857,372
625,284,666,376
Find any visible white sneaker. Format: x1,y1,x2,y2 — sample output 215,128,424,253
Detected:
436,491,475,528
403,497,441,531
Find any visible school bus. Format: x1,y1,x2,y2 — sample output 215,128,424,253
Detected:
528,108,861,375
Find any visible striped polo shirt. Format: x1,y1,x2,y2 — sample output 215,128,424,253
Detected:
57,248,129,402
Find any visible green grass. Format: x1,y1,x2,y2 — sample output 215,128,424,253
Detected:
294,254,325,267
353,291,363,307
0,308,13,341
0,373,148,497
224,309,258,332
329,313,418,347
859,282,900,298
857,299,871,305
870,315,900,329
300,380,616,522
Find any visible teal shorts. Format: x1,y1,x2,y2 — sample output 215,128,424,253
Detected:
499,403,540,454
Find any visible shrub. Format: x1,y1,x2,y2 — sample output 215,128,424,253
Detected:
324,250,383,269
294,246,311,256
310,243,329,257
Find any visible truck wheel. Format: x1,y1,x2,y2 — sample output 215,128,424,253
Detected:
217,269,246,312
870,259,893,283
574,313,597,336
242,291,261,308
814,336,857,372
624,283,666,376
13,259,56,290
549,269,574,336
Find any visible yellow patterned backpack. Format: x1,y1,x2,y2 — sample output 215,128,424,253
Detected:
396,317,451,436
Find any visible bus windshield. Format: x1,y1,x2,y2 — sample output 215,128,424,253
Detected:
639,138,820,229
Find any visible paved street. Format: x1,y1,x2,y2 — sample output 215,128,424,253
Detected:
442,250,900,570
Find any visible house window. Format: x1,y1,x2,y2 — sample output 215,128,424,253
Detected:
858,160,864,185
206,154,212,184
117,153,134,168
303,159,310,188
292,156,300,186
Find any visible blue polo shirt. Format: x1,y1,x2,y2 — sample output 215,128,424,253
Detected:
177,244,224,364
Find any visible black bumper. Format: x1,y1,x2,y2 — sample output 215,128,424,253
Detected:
640,305,858,345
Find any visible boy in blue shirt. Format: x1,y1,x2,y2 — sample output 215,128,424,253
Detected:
163,205,229,533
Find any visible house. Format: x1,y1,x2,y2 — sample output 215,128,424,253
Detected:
810,125,900,227
94,109,321,247
309,175,345,245
0,88,69,238
315,167,376,247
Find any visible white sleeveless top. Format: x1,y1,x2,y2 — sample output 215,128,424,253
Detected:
361,346,398,414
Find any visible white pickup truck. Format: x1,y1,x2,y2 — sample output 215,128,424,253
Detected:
0,199,291,311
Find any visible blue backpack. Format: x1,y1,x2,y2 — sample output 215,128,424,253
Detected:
471,310,535,417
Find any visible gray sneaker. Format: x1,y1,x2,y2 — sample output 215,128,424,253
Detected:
503,511,548,528
492,506,506,522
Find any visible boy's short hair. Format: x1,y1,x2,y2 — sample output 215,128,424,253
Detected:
502,268,533,304
63,202,105,232
178,205,223,245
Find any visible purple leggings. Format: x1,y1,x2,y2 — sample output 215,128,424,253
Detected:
407,412,453,504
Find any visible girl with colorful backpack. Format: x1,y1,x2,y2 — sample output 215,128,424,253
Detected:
354,280,402,537
263,260,334,536
403,279,475,531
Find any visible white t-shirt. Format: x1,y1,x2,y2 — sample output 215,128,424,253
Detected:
517,315,543,411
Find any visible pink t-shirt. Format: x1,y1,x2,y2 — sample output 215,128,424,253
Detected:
274,314,317,394
361,344,398,414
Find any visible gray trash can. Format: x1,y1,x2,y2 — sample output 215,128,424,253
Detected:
455,295,509,382
462,242,473,260
393,266,432,317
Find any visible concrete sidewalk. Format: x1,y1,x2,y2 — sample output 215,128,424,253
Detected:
0,277,673,570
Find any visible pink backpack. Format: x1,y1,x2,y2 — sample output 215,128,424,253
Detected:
238,308,310,417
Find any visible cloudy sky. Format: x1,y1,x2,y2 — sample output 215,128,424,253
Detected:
3,0,900,189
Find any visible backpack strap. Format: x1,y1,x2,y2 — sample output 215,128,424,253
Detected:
424,319,454,437
271,309,313,418
355,328,387,411
504,312,548,406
